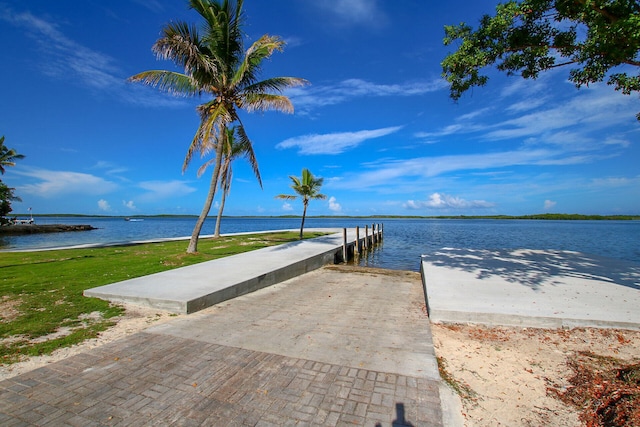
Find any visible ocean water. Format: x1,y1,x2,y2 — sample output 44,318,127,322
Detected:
1,217,639,271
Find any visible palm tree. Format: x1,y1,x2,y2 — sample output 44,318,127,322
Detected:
276,168,327,239
198,126,261,237
0,136,25,175
129,0,307,253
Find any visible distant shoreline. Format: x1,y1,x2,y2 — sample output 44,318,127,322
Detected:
11,213,640,221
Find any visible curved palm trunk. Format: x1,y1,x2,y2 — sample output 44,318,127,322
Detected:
187,143,224,253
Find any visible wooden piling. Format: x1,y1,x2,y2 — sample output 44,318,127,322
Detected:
364,225,369,250
342,228,348,263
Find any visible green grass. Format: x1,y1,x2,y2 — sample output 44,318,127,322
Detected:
0,231,325,364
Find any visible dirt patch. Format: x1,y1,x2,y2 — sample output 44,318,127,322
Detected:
0,297,21,323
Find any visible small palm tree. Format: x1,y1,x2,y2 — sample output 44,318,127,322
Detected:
198,126,261,237
276,168,327,239
129,0,307,253
0,136,25,175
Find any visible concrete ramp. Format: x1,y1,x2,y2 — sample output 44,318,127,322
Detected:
85,229,374,314
421,248,640,330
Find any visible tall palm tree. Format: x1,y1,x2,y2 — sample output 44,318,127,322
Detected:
0,136,25,175
276,168,327,239
198,126,261,237
129,0,307,253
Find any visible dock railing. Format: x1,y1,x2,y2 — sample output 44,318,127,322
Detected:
339,223,383,263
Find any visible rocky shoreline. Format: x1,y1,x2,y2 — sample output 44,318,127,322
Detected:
0,224,97,235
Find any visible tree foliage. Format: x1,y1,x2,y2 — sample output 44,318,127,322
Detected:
0,135,25,175
442,0,640,118
0,135,24,223
276,168,327,239
129,0,306,253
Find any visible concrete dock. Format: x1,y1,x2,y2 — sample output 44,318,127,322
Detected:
84,228,379,314
421,248,640,330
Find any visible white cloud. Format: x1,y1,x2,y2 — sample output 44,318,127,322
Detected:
97,199,111,211
404,193,494,210
122,200,137,210
544,200,557,210
15,168,119,197
314,0,385,27
138,180,197,201
277,126,402,155
328,196,342,212
281,202,294,212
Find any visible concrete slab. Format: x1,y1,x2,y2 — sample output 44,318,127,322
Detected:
147,265,440,381
84,229,376,314
421,248,640,330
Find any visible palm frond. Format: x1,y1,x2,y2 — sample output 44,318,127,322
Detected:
152,21,218,78
243,76,308,94
239,93,296,113
196,158,217,178
275,194,297,200
232,35,285,87
183,102,232,172
128,70,201,97
235,124,262,188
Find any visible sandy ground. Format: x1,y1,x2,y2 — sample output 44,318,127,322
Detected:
2,303,639,426
431,323,640,427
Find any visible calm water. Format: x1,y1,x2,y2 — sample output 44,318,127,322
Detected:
2,217,639,271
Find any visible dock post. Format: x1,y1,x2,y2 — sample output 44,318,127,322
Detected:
342,228,348,263
380,223,383,240
372,223,377,245
355,226,360,254
364,225,369,250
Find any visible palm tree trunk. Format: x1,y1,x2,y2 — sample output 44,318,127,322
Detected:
187,143,224,253
299,202,308,240
214,189,226,238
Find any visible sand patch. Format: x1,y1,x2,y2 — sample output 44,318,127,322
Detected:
432,324,640,426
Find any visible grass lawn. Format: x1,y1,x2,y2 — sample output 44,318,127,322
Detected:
0,231,325,364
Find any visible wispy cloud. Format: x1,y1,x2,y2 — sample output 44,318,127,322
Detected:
277,126,403,155
314,0,386,27
0,5,184,108
330,147,603,191
287,78,446,112
404,192,494,210
91,161,129,176
417,80,637,151
15,168,119,197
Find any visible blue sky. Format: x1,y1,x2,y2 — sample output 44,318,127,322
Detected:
1,0,638,217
